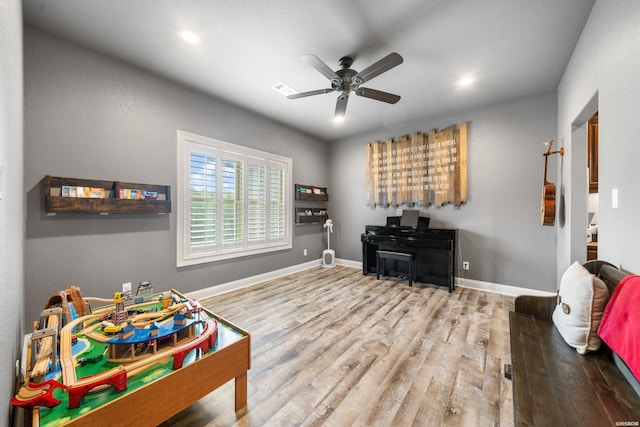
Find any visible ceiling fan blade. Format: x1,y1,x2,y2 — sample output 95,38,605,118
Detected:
353,52,403,83
335,92,349,118
355,87,401,104
302,54,340,81
287,88,334,99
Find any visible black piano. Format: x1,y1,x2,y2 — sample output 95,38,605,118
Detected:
361,213,457,292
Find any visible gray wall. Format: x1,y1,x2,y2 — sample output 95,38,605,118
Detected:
557,0,640,277
329,92,559,291
19,0,640,379
0,0,24,423
24,28,328,324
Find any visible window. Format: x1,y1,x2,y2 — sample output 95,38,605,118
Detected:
177,131,292,267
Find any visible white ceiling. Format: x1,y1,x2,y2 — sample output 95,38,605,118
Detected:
22,0,595,141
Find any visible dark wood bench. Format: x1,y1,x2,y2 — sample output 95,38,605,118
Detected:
509,260,640,426
376,250,417,285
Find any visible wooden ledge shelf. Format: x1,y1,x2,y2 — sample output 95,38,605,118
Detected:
294,184,328,224
295,207,327,224
295,184,328,202
44,175,171,215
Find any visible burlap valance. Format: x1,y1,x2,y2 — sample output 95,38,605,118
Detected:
365,122,467,207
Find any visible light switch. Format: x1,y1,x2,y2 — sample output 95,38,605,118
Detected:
612,188,619,209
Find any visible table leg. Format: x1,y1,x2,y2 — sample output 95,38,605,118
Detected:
235,372,248,411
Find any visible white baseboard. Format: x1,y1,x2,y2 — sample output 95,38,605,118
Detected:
456,277,556,297
335,258,362,269
186,258,555,300
339,259,555,297
185,259,322,300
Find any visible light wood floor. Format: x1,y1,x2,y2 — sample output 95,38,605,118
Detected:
160,265,515,427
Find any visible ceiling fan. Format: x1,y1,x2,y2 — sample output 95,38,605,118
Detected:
287,52,403,120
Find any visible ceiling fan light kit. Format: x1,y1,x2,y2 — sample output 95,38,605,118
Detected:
288,52,403,120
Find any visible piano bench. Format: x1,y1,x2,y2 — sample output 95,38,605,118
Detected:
376,250,417,286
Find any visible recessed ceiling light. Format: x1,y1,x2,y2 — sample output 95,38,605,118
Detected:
457,77,474,87
333,115,345,124
178,30,201,45
272,82,298,97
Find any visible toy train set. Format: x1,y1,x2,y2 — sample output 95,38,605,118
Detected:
11,283,219,424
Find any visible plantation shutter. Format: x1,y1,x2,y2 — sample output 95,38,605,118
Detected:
269,161,286,241
221,155,244,248
177,131,292,266
187,150,216,256
247,158,267,245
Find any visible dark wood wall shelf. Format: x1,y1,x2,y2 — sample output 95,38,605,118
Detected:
294,184,328,224
44,175,171,215
295,207,328,224
295,184,328,202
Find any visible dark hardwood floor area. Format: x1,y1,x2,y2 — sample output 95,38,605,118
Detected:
160,265,515,426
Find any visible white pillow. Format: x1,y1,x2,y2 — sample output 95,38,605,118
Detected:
552,261,610,354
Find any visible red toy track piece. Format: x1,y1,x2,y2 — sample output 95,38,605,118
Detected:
11,379,67,408
67,367,127,409
172,319,218,369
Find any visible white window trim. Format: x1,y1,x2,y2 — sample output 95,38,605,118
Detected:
177,130,292,267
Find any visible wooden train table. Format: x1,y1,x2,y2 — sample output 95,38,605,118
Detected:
20,290,250,427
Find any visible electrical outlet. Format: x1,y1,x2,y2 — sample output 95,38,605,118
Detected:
462,261,470,271
303,249,307,256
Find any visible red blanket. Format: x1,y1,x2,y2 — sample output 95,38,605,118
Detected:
598,275,640,381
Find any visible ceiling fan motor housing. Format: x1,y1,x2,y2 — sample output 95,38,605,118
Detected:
338,56,353,69
332,56,359,92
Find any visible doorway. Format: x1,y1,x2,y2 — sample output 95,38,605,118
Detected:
565,94,597,273
587,112,599,260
